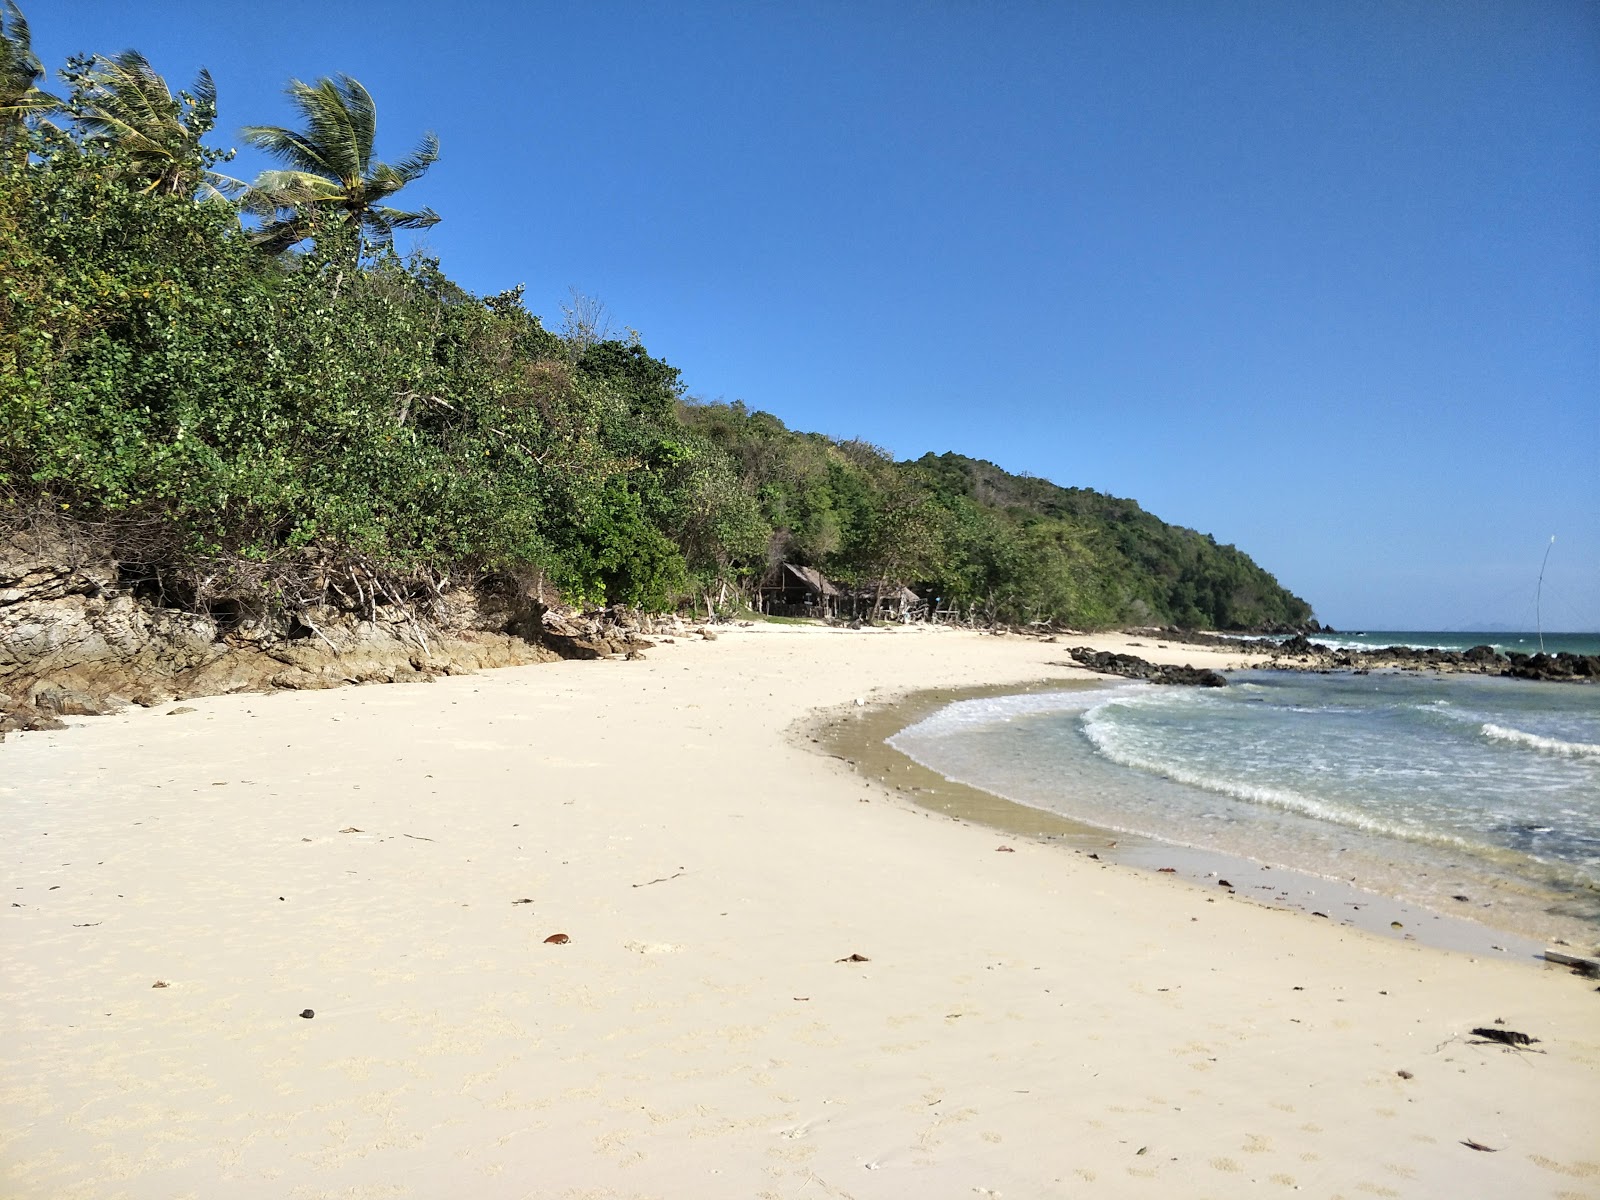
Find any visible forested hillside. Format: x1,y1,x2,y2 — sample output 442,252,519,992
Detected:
0,9,1313,632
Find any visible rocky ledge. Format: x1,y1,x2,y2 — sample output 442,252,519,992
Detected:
0,536,681,741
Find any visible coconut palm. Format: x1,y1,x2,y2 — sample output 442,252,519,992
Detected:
241,75,439,255
0,1,58,156
71,50,237,198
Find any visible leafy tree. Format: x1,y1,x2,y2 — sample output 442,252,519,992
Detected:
241,74,439,255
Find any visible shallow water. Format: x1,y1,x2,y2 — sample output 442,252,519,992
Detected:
889,670,1600,944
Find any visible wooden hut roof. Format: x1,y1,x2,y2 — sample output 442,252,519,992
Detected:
770,562,841,597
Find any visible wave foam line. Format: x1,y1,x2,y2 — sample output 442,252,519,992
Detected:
1079,713,1481,855
1480,724,1600,759
891,683,1130,742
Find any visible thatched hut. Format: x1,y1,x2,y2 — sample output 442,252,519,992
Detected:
758,563,842,618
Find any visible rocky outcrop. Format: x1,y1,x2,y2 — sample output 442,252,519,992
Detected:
1109,625,1596,683
1062,648,1228,687
1503,651,1600,682
0,535,664,740
1254,636,1598,683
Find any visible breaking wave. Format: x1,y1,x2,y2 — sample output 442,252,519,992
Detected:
1480,723,1600,759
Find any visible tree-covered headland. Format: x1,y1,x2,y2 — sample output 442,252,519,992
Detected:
0,7,1313,633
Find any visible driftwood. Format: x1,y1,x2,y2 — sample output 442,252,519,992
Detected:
1469,1027,1538,1048
1544,948,1600,978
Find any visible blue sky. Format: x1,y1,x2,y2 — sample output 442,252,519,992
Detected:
34,1,1599,629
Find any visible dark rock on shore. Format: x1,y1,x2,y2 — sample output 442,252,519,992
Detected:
1064,647,1228,687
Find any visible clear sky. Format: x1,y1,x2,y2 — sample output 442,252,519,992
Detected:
32,1,1600,630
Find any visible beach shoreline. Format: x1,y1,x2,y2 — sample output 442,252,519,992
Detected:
4,623,1597,1198
808,682,1559,961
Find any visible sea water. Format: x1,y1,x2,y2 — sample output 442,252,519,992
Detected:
890,666,1600,942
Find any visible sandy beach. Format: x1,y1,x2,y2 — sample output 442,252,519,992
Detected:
3,624,1597,1199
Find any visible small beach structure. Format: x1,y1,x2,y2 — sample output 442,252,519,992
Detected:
758,562,842,618
845,583,927,621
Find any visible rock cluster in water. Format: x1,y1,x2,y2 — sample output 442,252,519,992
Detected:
1063,647,1228,687
1261,634,1598,682
1130,627,1598,683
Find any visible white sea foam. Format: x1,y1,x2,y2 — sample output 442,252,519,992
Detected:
890,683,1126,744
1078,703,1481,854
1480,724,1600,759
884,674,1600,924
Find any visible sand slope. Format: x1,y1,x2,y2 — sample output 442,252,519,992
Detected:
3,625,1596,1199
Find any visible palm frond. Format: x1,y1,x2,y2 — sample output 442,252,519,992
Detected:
245,167,346,208
288,75,370,184
1,0,43,104
248,213,317,254
332,75,376,174
372,204,441,231
71,50,230,195
1,0,31,52
192,66,216,114
240,123,337,178
0,84,56,119
386,131,438,183
83,51,173,136
197,167,246,202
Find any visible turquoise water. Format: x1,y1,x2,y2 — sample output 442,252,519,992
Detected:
1300,630,1600,656
891,667,1600,942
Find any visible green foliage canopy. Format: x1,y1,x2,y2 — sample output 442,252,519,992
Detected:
0,6,1315,631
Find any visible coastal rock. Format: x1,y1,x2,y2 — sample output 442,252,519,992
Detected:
1064,631,1592,687
1275,634,1328,657
1505,652,1599,682
1227,634,1599,684
28,684,117,717
0,531,684,738
1065,647,1227,687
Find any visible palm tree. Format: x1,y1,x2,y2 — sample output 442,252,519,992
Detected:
71,50,237,198
241,75,439,255
0,1,58,157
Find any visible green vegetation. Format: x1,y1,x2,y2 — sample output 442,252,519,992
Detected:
240,74,439,255
0,8,1313,632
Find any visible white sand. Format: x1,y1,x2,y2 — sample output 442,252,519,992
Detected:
3,624,1597,1199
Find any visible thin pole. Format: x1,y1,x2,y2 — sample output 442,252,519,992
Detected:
1536,535,1555,655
